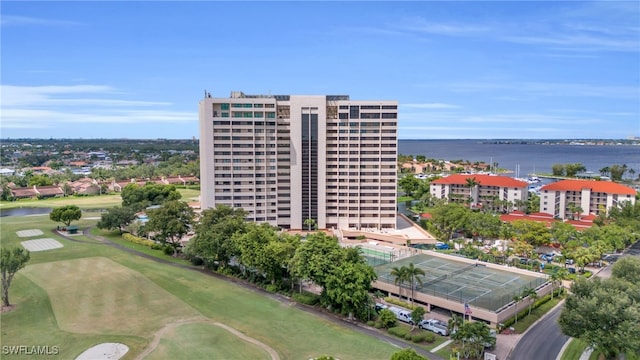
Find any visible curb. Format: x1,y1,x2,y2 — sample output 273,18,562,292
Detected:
504,299,566,360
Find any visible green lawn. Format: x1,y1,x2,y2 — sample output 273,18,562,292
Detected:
146,323,271,360
1,211,400,360
0,188,200,210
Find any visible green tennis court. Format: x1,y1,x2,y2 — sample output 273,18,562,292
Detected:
375,253,546,312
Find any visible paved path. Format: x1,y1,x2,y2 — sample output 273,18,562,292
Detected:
579,347,593,360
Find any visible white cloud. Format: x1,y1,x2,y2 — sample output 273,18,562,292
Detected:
401,103,460,109
0,84,196,131
0,15,81,27
447,81,639,99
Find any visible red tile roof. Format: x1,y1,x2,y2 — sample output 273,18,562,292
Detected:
11,188,38,198
36,186,64,196
541,179,636,195
431,174,528,188
499,212,593,230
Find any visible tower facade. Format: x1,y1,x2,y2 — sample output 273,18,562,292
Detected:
199,91,398,230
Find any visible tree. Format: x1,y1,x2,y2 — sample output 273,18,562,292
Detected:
121,183,182,212
549,268,568,300
324,261,377,320
611,256,640,283
410,307,425,331
49,205,82,227
186,205,247,269
378,308,397,329
390,348,427,360
551,164,565,176
405,263,425,305
609,164,628,181
28,174,54,187
96,206,137,234
1,247,31,307
304,218,316,231
512,294,523,324
145,200,194,256
522,287,538,316
559,262,640,359
565,163,586,177
398,175,421,198
390,266,408,301
465,177,480,207
290,232,343,293
450,321,495,359
447,313,463,335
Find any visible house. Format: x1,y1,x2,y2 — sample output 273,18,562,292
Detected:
10,185,64,199
67,178,100,195
430,174,528,211
34,185,65,198
539,179,637,219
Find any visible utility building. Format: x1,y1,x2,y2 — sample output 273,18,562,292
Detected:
199,91,398,230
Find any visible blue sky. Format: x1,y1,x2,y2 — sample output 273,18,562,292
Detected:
1,1,639,140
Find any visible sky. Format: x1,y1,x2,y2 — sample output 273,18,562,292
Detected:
1,1,639,140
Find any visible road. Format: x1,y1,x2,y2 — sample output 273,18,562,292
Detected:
508,240,640,360
507,303,569,360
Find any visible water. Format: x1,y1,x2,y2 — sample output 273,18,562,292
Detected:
399,140,640,178
0,207,52,217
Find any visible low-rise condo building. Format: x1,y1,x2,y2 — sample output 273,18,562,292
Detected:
430,174,529,211
539,179,637,219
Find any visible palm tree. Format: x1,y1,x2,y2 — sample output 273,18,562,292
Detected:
522,287,537,316
465,177,480,207
447,312,463,334
549,268,568,300
390,266,408,301
405,263,425,305
512,294,523,324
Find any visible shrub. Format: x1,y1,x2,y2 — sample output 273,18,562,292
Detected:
265,284,279,293
404,333,413,340
374,321,382,329
388,326,410,339
163,245,174,255
366,320,375,327
292,292,320,306
378,309,397,329
190,257,204,266
384,297,417,310
423,332,436,343
411,333,429,343
122,233,156,247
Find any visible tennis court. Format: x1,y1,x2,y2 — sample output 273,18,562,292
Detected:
349,243,414,266
375,253,546,312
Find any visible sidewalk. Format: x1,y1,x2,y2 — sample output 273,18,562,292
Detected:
493,333,522,360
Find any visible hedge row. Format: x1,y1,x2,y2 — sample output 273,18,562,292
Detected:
501,288,564,329
384,297,418,310
292,292,321,306
122,233,157,248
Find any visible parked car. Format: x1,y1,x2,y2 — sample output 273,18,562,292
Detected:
565,259,574,265
568,267,576,274
435,242,450,250
419,319,449,336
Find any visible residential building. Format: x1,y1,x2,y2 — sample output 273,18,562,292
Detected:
199,91,398,230
539,179,637,219
429,174,528,211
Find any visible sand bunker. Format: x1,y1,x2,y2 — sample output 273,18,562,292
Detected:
16,229,44,238
76,343,129,360
21,238,63,252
